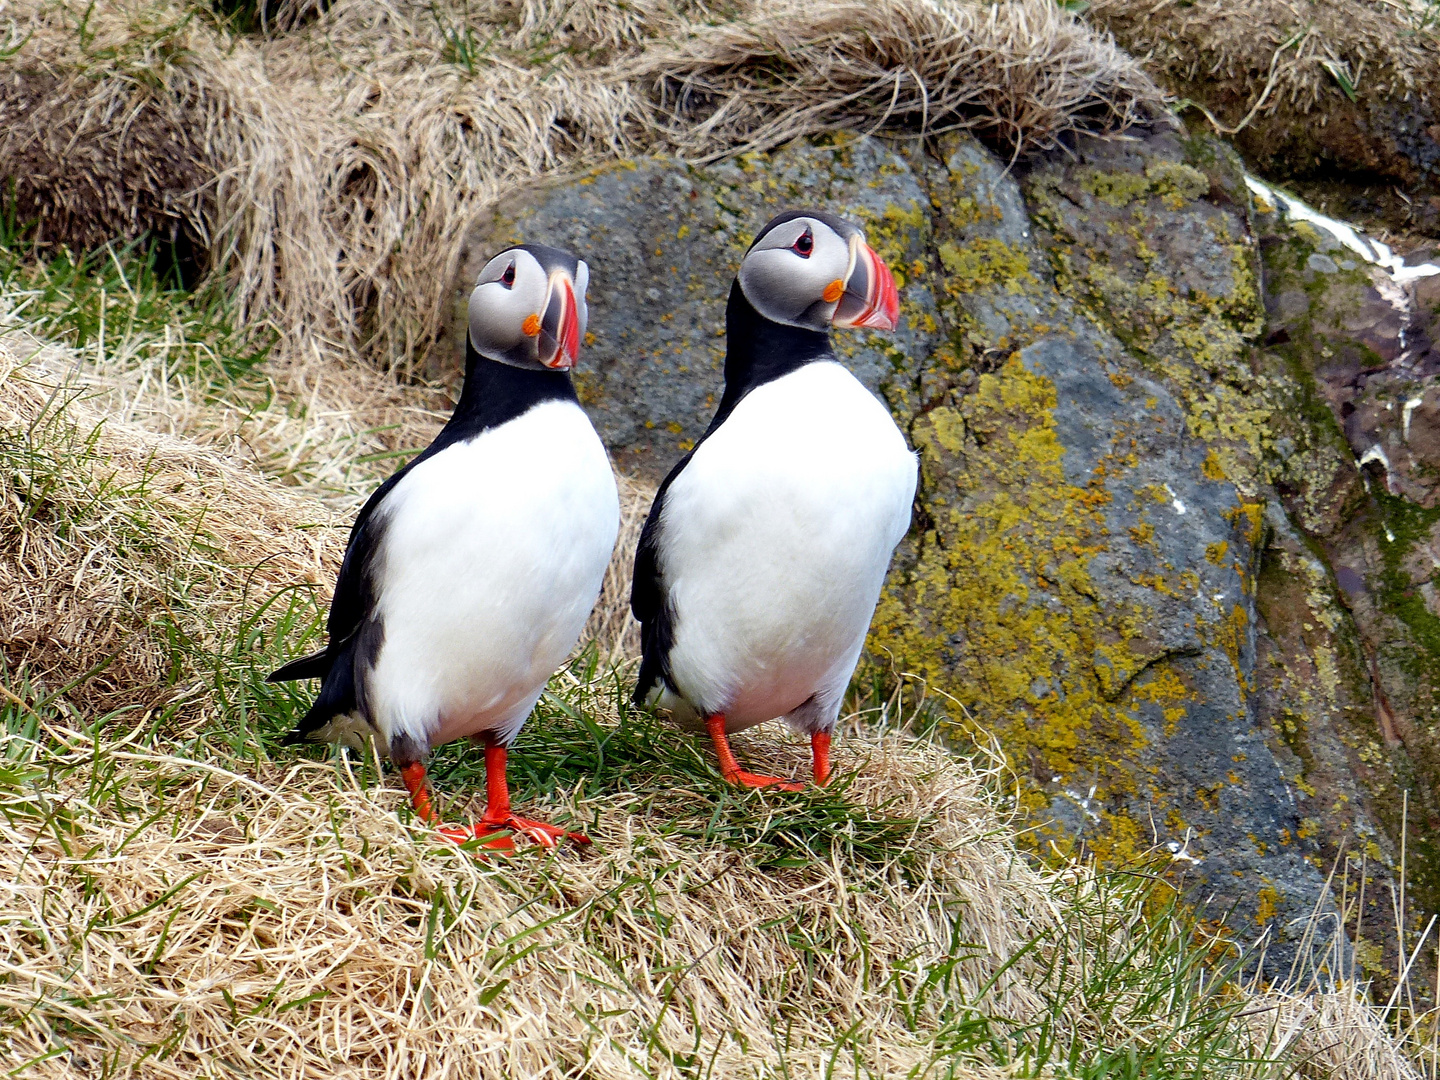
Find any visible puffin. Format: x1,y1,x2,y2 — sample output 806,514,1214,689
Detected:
630,210,917,790
269,243,619,849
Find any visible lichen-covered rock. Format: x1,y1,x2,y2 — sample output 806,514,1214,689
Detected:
1258,206,1440,509
456,129,1440,975
873,130,1342,962
458,140,939,479
1239,189,1440,979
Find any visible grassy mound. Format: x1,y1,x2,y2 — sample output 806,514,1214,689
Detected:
1086,0,1440,234
0,261,1427,1077
0,341,341,717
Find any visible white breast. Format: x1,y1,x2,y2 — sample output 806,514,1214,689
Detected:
657,361,917,730
363,400,619,748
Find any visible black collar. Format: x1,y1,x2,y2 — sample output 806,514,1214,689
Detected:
437,339,578,451
706,281,832,435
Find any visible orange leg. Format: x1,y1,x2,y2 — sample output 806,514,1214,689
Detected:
399,748,589,853
400,761,442,825
811,730,832,787
706,714,804,791
473,741,591,849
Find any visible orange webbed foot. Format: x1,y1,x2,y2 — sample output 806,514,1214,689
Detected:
434,822,514,853
405,755,588,855
705,713,806,793
434,817,589,854
723,769,806,792
476,814,591,850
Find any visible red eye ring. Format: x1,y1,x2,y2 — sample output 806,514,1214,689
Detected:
792,228,814,257
501,262,516,287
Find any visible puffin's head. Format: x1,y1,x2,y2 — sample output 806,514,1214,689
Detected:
467,243,590,371
737,210,899,334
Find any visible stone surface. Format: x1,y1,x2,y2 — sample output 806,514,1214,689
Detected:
459,130,1440,978
876,129,1343,966
458,140,939,479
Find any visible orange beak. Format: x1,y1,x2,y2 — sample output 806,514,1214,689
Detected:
832,239,900,332
538,271,581,370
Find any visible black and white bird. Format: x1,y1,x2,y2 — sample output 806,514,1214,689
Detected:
270,243,619,849
630,210,917,790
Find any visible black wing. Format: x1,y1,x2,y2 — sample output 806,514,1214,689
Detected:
630,460,681,706
271,467,406,741
268,466,406,686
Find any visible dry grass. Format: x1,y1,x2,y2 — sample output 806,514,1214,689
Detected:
0,246,435,510
1250,985,1425,1079
1088,0,1440,130
0,335,344,716
0,0,1167,385
0,700,1042,1079
0,269,1431,1079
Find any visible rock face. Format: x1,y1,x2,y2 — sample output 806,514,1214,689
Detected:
457,142,938,478
462,131,1440,977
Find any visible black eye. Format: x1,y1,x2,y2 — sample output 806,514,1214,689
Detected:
792,228,814,257
500,262,516,287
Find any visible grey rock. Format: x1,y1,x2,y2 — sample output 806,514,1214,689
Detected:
457,128,1430,978
456,138,940,479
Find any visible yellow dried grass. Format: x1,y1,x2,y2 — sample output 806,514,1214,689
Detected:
0,0,1167,383
0,335,345,713
1088,0,1440,128
0,708,1046,1079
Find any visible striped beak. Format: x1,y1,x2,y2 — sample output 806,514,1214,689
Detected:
539,270,582,370
833,238,900,332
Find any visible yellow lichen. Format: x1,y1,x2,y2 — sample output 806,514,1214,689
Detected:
871,356,1204,857
936,237,1035,295
1255,886,1281,925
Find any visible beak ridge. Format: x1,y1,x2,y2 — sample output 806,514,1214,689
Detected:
833,241,900,332
539,273,581,370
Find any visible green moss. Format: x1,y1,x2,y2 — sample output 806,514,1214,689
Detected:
1372,493,1440,679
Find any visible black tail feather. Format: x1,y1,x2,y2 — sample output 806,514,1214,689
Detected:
267,648,330,683
280,640,358,745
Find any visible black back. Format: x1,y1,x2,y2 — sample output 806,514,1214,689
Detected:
273,338,578,742
630,280,832,704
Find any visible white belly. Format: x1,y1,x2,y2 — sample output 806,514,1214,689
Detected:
363,400,619,748
657,361,917,730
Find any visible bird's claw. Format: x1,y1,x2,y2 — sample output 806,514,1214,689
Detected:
435,815,590,854
487,814,592,849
